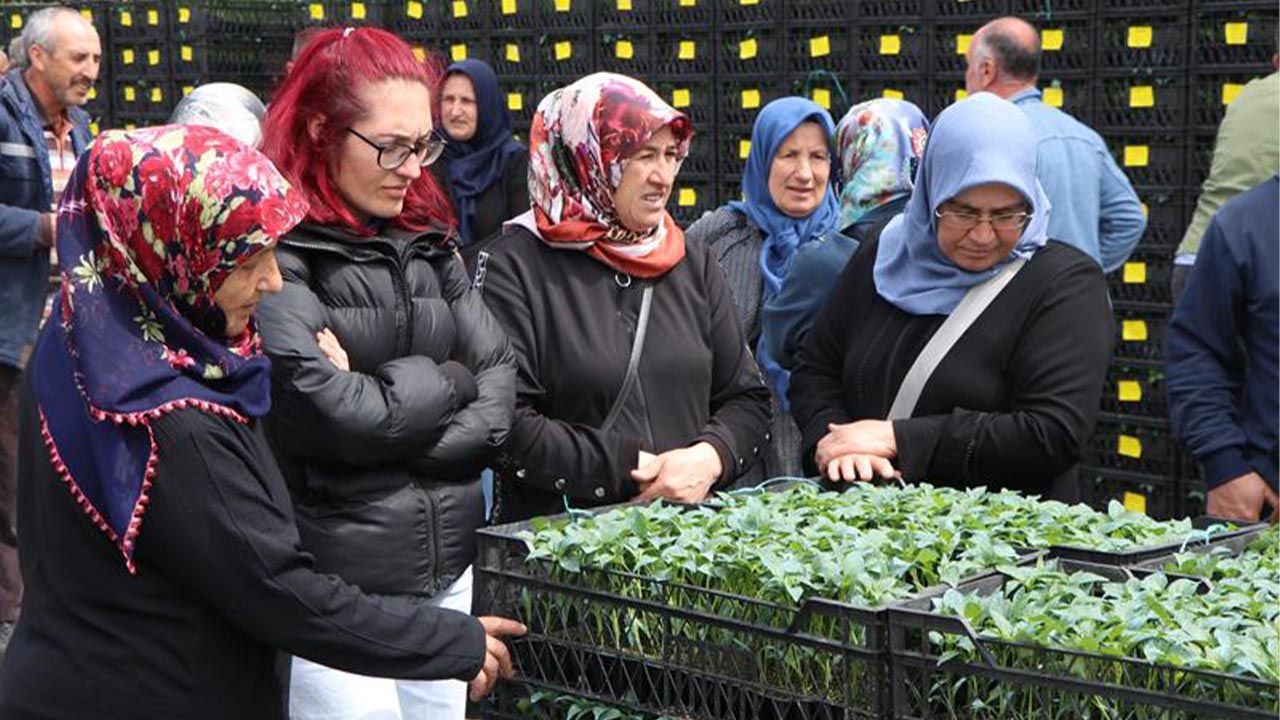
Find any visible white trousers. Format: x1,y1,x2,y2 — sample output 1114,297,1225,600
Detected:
289,566,473,720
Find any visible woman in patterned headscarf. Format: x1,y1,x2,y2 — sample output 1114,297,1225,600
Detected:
0,125,521,720
477,73,771,523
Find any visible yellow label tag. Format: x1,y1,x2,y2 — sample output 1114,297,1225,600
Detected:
124,122,138,131
1129,85,1154,108
615,40,633,59
1128,25,1152,48
122,49,135,65
1123,491,1147,514
147,49,161,66
453,0,468,18
451,44,467,61
183,85,194,96
883,88,905,100
408,1,424,19
880,34,900,55
1224,22,1248,45
90,122,99,135
1123,262,1147,283
679,41,696,60
1043,86,1063,107
120,10,133,27
412,46,426,62
672,88,690,108
812,87,831,108
124,86,137,103
955,88,969,102
1122,319,1148,341
505,44,521,62
680,0,697,6
147,9,160,25
678,187,696,206
88,86,97,100
81,9,93,22
502,0,516,14
741,0,759,5
181,45,193,62
309,4,324,20
618,0,632,9
742,89,761,109
810,35,830,57
507,92,523,111
739,139,751,160
1118,380,1143,402
1140,201,1149,217
150,87,163,103
8,13,21,30
178,7,191,23
352,2,367,19
555,41,572,60
1042,29,1063,51
739,38,757,60
555,0,571,11
1222,83,1244,105
1118,435,1143,458
1124,145,1149,167
956,34,972,55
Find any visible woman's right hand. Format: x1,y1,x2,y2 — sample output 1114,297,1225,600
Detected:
825,452,898,483
468,616,528,702
316,328,350,371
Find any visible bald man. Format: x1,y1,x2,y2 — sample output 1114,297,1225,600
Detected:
966,17,1145,275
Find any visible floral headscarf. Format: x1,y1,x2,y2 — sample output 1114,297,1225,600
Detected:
34,125,308,572
836,98,929,230
527,72,691,278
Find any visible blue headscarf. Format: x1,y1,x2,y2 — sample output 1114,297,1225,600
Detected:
441,59,525,245
728,97,839,407
873,92,1051,315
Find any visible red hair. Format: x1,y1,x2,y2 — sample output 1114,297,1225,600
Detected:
261,27,455,236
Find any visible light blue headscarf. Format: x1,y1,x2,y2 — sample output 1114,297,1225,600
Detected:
873,92,1051,315
729,97,839,406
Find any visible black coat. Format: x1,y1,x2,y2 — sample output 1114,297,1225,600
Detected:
478,226,773,523
257,222,515,598
437,152,530,248
789,238,1112,498
0,398,485,720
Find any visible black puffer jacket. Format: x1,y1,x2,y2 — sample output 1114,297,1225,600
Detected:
257,222,515,599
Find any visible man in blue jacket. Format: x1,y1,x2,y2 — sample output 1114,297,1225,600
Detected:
0,6,99,652
1167,176,1279,522
965,17,1146,275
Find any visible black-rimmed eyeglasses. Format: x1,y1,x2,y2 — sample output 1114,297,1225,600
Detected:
345,127,447,170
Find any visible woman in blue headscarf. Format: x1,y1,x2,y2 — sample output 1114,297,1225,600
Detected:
789,93,1111,500
763,98,930,374
438,59,528,248
686,97,851,485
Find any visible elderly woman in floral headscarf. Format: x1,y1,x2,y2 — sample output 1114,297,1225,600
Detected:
477,73,771,523
0,125,520,720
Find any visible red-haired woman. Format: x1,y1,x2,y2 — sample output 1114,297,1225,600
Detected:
256,28,516,720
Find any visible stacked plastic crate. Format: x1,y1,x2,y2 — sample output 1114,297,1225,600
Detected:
714,0,787,206
106,1,177,129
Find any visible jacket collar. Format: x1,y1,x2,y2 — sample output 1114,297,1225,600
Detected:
2,68,92,150
282,221,456,260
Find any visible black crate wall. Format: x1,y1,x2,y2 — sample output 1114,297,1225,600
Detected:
4,0,1274,518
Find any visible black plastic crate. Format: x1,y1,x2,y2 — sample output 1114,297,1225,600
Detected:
1193,7,1279,68
719,178,744,206
930,0,1007,18
1133,522,1270,572
202,39,292,82
501,78,550,127
113,111,172,131
109,1,167,40
1112,301,1171,366
598,30,653,75
858,24,927,76
669,176,715,227
1096,75,1189,131
489,33,541,77
484,0,538,32
1030,16,1095,74
1099,364,1170,421
112,78,175,116
1037,75,1094,124
853,79,929,115
717,123,752,179
112,42,170,80
538,33,593,79
930,21,986,75
652,29,714,76
1186,133,1216,194
715,0,781,26
650,76,714,128
478,679,661,720
1097,14,1190,70
788,0,848,23
1079,465,1181,519
1011,0,1092,15
788,25,851,76
652,0,713,26
1106,135,1185,188
1137,187,1191,249
717,24,785,75
718,77,785,128
676,141,715,176
1109,247,1176,305
536,0,593,28
1189,70,1267,133
1096,0,1187,11
1089,417,1180,478
597,0,653,28
787,72,851,121
195,0,306,39
926,77,967,118
887,560,1278,720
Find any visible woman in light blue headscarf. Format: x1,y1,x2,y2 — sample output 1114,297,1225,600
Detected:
686,97,850,485
789,93,1111,500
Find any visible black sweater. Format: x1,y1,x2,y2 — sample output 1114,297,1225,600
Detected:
478,226,773,523
0,399,484,720
789,239,1112,496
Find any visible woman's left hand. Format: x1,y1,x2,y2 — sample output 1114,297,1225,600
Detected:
815,420,896,469
631,442,723,503
825,452,899,483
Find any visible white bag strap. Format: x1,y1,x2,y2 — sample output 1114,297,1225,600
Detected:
888,258,1027,420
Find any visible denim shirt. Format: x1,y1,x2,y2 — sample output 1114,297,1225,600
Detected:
1010,87,1145,274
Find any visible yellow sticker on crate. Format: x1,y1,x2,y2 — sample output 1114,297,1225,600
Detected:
739,139,751,160
151,87,163,103
1222,83,1244,105
502,0,517,14
1118,435,1142,459
181,45,193,62
954,88,968,102
507,92,523,111
88,86,97,100
1122,319,1148,342
742,89,761,109
883,88,905,100
148,49,161,66
147,9,160,25
120,10,133,27
680,0,697,6
453,0,469,18
880,35,900,55
672,88,690,108
124,86,137,103
956,34,972,55
90,121,99,135
309,4,324,20
555,41,572,60
9,13,21,30
121,48,135,65
618,0,632,9
183,85,194,96
1140,202,1149,217
1123,492,1147,514
1042,29,1063,51
555,0,571,11
739,38,757,60
1043,86,1063,107
1129,85,1154,108
741,0,759,5
82,9,94,23
178,7,191,23
1124,145,1149,167
679,41,696,60
1128,25,1152,48
352,2,367,19
412,46,426,61
407,1,424,19
810,35,830,58
616,40,633,59
1124,262,1147,284
1118,380,1142,402
678,188,697,206
813,88,831,108
1224,22,1248,45
505,44,521,62
451,44,467,61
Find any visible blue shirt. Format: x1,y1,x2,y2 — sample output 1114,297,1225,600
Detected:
1166,175,1278,490
1010,88,1146,274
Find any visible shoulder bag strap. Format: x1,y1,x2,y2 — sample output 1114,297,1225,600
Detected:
888,257,1027,421
600,283,654,432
